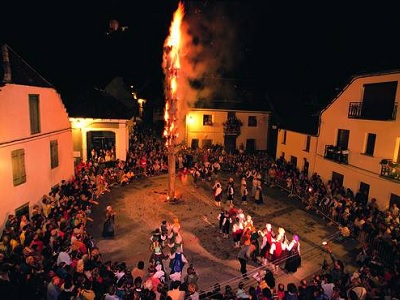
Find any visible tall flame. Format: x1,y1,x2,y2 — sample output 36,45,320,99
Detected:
163,1,185,146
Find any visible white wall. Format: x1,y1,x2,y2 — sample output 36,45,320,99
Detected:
315,72,400,209
0,84,74,226
276,130,317,174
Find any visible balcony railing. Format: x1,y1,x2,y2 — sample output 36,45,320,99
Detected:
380,159,400,182
223,117,242,136
324,145,349,164
348,102,397,120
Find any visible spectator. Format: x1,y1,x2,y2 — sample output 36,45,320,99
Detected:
167,280,185,300
46,275,62,300
284,283,299,300
236,281,250,299
131,260,146,282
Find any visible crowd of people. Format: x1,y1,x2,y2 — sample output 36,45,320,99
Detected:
1,126,400,300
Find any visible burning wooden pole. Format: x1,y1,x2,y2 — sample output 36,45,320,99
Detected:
163,2,184,201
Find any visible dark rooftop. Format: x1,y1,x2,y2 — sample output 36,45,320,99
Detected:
1,44,53,88
63,87,135,120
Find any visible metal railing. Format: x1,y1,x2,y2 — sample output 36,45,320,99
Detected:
272,174,399,268
348,102,397,120
324,145,349,164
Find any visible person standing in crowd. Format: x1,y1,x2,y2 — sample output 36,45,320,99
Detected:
269,227,287,273
259,223,275,265
268,165,277,187
221,210,232,239
218,208,225,234
167,280,186,300
284,234,301,273
254,181,263,205
46,275,62,300
169,246,188,280
232,216,244,248
237,239,252,280
226,178,235,206
240,176,247,195
251,173,258,198
213,179,223,207
241,182,248,205
183,264,199,292
102,205,116,238
149,243,169,275
131,260,146,282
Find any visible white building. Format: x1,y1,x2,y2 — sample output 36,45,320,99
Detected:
276,70,400,210
64,86,135,164
0,44,74,226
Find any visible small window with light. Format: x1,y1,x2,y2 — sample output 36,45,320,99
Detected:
203,114,213,126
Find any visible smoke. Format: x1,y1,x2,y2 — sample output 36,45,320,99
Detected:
164,1,252,143
177,1,251,106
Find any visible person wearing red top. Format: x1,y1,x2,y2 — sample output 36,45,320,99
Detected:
260,223,276,265
30,233,44,253
269,227,287,273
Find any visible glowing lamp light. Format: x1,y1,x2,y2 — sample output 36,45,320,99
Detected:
137,98,146,106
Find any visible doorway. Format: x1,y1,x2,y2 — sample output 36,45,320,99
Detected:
87,131,116,159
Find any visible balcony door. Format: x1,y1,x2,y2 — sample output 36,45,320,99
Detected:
359,182,370,200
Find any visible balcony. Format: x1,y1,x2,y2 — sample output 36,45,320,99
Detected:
223,117,242,136
324,145,349,164
348,102,397,120
380,159,400,182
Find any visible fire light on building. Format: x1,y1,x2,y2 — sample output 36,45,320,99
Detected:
163,2,185,200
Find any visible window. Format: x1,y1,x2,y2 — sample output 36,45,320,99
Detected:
364,133,376,156
248,116,257,127
282,130,287,144
50,140,59,169
336,129,349,149
362,81,397,120
11,149,26,186
203,114,213,126
29,94,41,134
304,135,311,152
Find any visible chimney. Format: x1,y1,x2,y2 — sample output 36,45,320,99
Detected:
1,44,12,83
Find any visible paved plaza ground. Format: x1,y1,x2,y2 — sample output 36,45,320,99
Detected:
87,171,359,293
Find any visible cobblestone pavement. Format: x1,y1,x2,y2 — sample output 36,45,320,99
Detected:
87,172,359,292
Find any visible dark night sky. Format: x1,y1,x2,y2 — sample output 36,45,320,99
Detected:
1,0,400,104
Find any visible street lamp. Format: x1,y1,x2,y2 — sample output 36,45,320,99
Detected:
137,98,146,119
130,85,146,121
186,115,193,145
